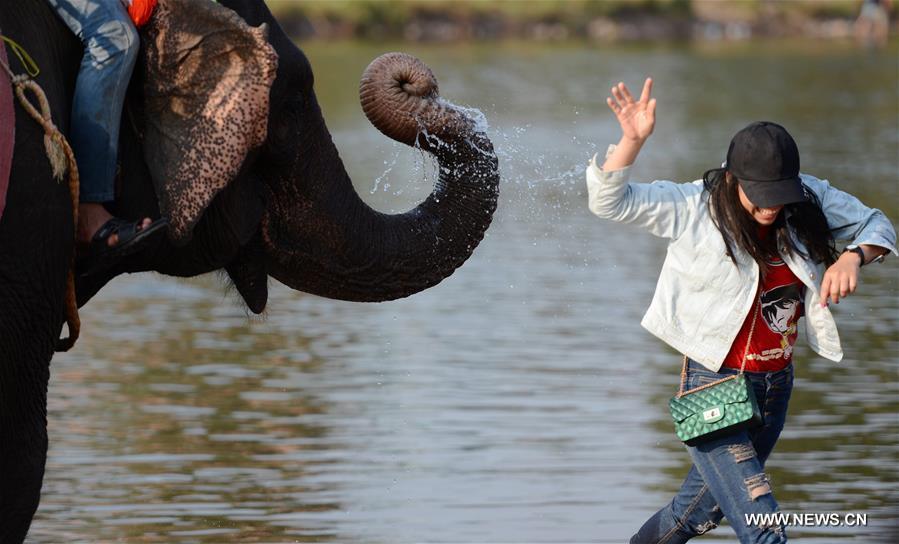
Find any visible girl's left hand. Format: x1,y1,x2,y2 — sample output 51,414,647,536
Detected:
818,252,861,306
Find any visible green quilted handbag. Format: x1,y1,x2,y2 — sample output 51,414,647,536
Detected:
669,301,763,446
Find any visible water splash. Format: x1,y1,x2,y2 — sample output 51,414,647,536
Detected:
366,103,600,215
439,97,490,134
370,147,403,194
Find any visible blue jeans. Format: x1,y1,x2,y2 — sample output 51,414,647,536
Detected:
631,359,794,544
47,0,138,203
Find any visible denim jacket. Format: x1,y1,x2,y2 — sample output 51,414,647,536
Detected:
585,150,897,371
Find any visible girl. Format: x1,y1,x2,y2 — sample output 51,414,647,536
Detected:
586,78,896,543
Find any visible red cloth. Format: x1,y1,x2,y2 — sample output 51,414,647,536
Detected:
0,40,14,224
128,0,158,28
723,249,805,372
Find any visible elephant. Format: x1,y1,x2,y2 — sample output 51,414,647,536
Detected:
0,0,499,540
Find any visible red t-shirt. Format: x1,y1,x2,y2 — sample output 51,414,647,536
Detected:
723,231,805,372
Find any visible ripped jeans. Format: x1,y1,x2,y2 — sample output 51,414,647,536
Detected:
631,359,793,544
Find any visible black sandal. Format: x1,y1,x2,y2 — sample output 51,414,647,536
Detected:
77,216,168,277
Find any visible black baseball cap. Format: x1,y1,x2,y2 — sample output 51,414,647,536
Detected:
726,121,807,208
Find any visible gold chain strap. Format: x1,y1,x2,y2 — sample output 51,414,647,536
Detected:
677,297,761,398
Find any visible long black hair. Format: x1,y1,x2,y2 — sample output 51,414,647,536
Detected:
703,167,838,277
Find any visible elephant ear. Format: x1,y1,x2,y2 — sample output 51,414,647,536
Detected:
139,0,278,244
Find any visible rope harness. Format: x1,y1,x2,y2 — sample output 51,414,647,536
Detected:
0,34,80,352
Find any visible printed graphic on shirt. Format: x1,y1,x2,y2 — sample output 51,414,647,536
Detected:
724,256,806,371
761,282,803,335
751,281,803,362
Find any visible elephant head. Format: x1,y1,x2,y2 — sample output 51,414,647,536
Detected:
78,0,500,311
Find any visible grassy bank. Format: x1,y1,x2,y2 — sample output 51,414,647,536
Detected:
266,0,894,42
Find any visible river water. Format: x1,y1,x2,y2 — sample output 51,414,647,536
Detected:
32,40,897,542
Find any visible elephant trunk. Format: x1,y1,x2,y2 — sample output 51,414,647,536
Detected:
261,53,499,302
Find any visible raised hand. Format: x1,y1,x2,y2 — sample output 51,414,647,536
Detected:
607,78,656,143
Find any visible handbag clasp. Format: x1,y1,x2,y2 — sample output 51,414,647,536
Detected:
702,406,724,423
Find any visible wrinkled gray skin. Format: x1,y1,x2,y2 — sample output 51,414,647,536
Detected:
0,0,499,540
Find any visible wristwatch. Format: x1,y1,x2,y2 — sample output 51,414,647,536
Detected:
843,245,885,267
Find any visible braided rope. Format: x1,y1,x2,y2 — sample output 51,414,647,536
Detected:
1,37,80,351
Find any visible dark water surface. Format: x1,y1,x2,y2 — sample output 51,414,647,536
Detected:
32,41,897,542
